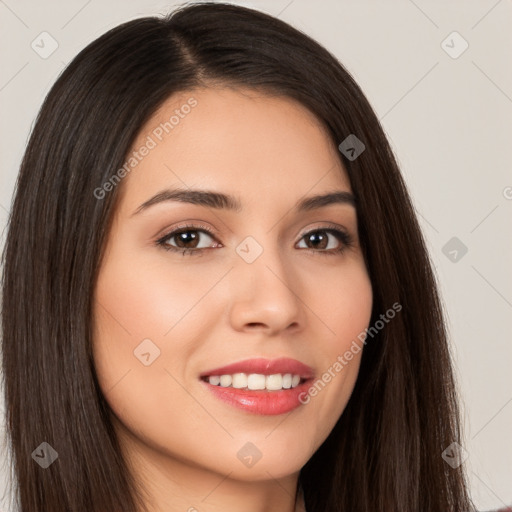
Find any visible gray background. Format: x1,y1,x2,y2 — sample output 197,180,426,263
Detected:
0,1,511,510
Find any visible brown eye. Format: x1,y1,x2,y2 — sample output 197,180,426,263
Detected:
171,230,201,248
296,228,353,254
156,225,220,256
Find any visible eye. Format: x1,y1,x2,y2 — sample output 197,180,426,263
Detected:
296,226,353,255
156,224,220,255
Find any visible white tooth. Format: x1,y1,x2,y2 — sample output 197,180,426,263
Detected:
282,374,292,389
208,375,220,386
232,373,248,388
291,375,301,388
247,373,266,390
266,374,283,390
220,375,232,387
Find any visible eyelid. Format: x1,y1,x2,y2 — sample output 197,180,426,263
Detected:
297,221,350,238
155,222,218,241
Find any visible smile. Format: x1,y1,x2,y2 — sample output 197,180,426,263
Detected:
199,357,315,415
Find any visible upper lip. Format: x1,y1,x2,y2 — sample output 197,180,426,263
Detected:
199,357,315,379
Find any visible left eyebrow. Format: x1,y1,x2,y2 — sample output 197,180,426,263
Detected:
297,191,356,211
131,188,356,216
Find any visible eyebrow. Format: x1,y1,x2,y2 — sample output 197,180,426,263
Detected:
131,188,356,216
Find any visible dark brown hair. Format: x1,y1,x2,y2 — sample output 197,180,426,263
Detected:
1,2,475,511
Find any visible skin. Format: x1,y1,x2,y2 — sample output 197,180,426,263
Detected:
92,87,373,512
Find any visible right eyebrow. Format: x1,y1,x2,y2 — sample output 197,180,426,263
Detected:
131,188,242,216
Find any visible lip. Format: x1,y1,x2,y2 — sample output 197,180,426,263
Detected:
199,357,315,379
199,357,315,415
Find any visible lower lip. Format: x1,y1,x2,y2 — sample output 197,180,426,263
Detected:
200,379,312,415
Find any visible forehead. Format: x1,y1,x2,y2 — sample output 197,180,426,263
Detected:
118,87,351,212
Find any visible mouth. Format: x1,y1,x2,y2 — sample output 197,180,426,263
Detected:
199,357,315,415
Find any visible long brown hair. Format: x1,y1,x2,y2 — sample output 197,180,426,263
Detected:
1,3,475,511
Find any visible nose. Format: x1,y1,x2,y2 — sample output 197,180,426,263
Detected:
227,245,305,336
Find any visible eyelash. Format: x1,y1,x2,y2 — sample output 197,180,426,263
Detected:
155,222,354,257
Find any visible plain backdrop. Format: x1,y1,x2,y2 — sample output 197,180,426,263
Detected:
0,1,511,510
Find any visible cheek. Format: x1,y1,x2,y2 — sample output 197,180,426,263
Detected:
306,256,373,342
94,252,202,338
91,252,217,463
299,259,372,439
91,251,211,399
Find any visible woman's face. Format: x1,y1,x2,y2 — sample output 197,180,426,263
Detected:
93,87,372,488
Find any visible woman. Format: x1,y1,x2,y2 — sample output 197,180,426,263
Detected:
1,2,475,511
